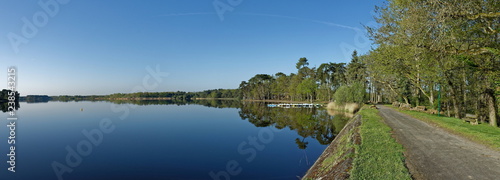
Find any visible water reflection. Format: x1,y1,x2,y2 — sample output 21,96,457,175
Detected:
238,102,351,149
0,100,352,179
5,99,351,150
327,108,354,118
0,102,20,112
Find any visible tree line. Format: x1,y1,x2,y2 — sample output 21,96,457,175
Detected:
364,0,499,127
0,89,20,112
0,89,20,102
239,54,367,104
105,89,240,99
238,0,499,127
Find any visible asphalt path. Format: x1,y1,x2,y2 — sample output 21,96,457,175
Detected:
377,105,500,180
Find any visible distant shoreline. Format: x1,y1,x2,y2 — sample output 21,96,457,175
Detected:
192,98,238,100
97,97,174,100
101,97,239,101
242,99,330,104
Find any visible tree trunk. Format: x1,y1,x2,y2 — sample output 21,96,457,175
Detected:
475,95,482,123
416,89,420,107
447,101,451,117
480,94,487,124
451,92,461,119
327,83,331,101
448,80,463,119
463,68,467,113
486,90,498,127
403,96,410,105
430,87,435,108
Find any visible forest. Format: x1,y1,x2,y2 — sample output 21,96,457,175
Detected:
366,0,499,126
239,53,366,104
239,0,499,127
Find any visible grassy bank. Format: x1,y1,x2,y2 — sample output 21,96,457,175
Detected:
388,106,500,150
350,107,411,180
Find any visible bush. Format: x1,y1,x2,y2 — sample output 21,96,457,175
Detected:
334,82,366,105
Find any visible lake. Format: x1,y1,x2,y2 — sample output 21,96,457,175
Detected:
0,100,349,180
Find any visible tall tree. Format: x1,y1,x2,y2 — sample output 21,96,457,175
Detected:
346,50,366,84
367,0,499,126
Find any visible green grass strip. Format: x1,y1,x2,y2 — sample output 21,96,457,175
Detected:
351,107,411,180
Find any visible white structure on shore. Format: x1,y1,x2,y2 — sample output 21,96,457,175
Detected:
267,103,322,108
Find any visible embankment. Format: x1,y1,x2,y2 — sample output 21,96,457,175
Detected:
303,107,411,179
302,114,362,179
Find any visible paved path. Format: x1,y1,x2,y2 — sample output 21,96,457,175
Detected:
377,105,500,180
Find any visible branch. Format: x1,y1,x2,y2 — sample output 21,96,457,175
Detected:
404,74,433,101
468,12,500,20
373,77,399,96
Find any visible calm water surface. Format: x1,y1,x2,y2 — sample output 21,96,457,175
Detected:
0,101,349,180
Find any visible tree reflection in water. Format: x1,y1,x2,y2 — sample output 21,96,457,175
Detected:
238,102,351,149
0,102,20,113
103,100,351,150
6,99,351,150
105,99,351,150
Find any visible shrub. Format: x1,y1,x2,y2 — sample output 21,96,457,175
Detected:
334,82,366,105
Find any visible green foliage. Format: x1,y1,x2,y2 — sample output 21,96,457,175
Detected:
105,89,240,100
366,0,500,125
296,57,309,70
240,74,274,100
240,55,362,102
334,82,366,105
107,99,241,108
297,78,317,101
0,89,19,102
0,89,20,112
51,95,103,102
25,95,52,102
0,89,20,111
346,50,366,84
484,47,500,56
333,86,350,105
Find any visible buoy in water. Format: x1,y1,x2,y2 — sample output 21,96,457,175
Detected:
80,108,84,111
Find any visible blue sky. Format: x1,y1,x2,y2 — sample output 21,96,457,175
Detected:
1,0,384,96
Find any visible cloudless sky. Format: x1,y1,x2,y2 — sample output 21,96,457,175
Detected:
0,0,385,96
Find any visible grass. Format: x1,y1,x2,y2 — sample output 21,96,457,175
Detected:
350,107,412,180
387,105,500,150
320,122,357,172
